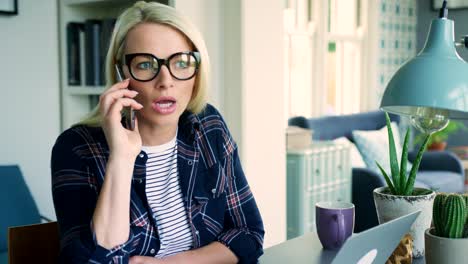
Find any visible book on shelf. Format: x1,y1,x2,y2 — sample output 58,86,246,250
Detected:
286,126,313,150
66,22,83,85
84,19,102,86
66,18,116,89
100,18,116,85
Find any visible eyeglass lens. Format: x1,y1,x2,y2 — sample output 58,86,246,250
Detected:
129,53,198,81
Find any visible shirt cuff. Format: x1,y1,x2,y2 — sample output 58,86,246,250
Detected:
217,228,263,264
90,221,136,262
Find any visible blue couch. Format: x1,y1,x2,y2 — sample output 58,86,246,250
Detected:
289,111,465,232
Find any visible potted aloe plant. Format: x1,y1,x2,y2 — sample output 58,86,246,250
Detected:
425,193,468,263
373,112,436,258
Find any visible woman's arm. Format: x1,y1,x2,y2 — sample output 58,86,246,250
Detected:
129,242,237,264
215,146,265,263
51,131,138,263
171,242,237,263
92,78,144,249
52,79,144,263
91,155,134,249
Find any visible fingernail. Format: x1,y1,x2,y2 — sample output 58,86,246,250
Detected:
125,78,130,81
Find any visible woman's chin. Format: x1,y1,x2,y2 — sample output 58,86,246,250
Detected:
140,115,179,128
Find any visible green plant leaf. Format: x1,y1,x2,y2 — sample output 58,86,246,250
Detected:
376,162,396,195
433,193,448,236
400,129,410,192
385,112,400,193
404,134,430,195
413,132,431,147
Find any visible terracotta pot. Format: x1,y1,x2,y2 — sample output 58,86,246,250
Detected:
427,141,447,151
373,187,435,258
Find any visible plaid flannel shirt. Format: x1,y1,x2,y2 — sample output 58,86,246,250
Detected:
51,104,264,263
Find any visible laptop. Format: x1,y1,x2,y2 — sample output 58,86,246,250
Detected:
331,210,421,264
260,210,421,264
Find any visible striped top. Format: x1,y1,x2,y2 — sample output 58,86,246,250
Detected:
142,134,193,258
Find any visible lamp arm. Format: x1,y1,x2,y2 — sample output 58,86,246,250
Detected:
455,36,468,49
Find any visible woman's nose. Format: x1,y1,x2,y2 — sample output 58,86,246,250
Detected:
154,65,174,89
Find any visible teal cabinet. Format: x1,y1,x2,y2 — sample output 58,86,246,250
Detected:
286,142,352,239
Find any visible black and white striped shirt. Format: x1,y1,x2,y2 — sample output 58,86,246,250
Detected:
142,135,193,258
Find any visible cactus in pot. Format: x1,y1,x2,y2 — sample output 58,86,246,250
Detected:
464,193,468,237
425,193,468,264
432,193,467,238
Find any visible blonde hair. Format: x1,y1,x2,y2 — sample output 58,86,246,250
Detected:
77,1,210,127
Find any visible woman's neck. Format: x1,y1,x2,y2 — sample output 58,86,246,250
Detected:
139,122,178,146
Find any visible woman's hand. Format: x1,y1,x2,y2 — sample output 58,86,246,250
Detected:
129,252,191,264
129,256,167,264
99,78,144,160
128,243,236,264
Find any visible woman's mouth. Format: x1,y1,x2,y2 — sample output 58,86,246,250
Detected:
152,97,177,114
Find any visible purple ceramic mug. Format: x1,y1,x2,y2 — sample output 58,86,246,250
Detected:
316,201,355,250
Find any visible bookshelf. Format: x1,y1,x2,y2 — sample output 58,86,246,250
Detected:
58,0,169,130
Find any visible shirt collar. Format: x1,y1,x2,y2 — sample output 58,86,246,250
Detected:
178,110,201,142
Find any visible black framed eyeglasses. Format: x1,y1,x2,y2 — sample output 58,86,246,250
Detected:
123,51,200,82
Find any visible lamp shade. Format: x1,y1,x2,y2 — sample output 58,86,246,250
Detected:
380,18,468,120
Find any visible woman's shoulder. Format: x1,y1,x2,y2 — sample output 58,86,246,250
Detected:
53,124,105,150
197,103,222,118
196,104,237,157
196,104,230,134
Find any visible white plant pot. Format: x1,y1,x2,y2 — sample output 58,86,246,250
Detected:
425,228,468,264
373,187,435,258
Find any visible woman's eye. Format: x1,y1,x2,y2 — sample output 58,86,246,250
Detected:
136,62,152,70
175,60,188,68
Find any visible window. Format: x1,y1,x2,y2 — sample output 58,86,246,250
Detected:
284,0,369,118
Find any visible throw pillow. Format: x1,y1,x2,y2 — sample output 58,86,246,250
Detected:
352,122,413,175
333,137,366,168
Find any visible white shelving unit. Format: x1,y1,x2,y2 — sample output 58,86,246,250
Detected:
58,0,169,130
286,142,352,239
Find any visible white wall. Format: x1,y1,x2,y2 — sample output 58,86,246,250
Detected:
0,0,60,219
240,0,286,248
222,0,243,154
175,0,286,247
171,0,224,111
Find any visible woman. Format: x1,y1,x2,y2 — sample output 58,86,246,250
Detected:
51,2,264,263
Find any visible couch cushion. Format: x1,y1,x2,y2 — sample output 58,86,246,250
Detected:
414,180,431,190
352,122,412,175
416,171,464,193
333,137,366,168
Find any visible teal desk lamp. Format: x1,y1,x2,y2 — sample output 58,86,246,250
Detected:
380,0,468,134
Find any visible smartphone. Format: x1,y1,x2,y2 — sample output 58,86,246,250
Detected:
114,64,135,130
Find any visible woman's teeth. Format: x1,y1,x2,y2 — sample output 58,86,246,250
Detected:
157,102,174,108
